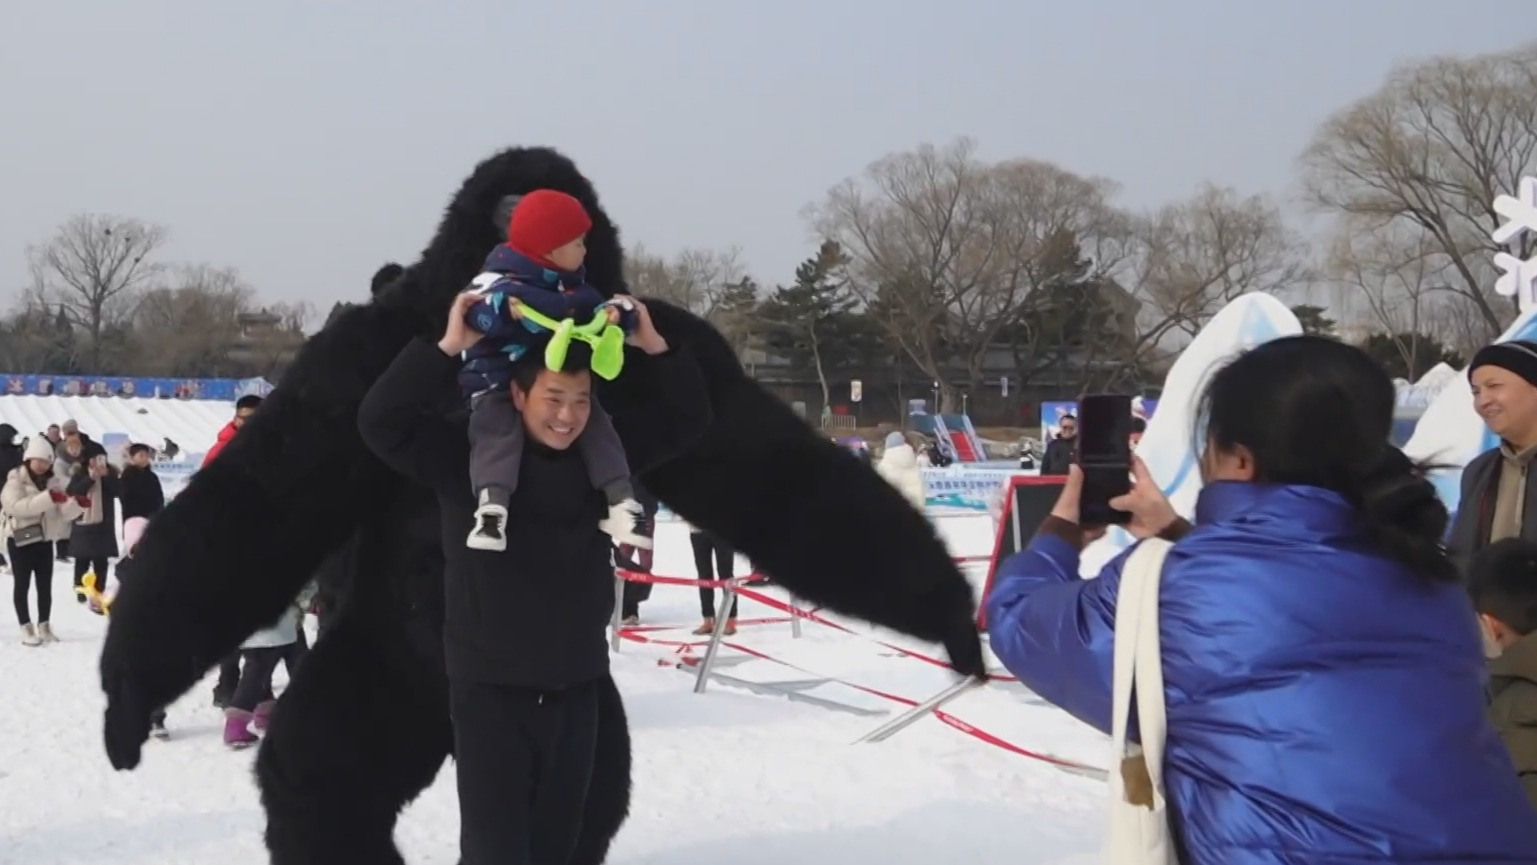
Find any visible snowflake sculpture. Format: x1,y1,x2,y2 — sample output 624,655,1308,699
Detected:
1493,176,1537,313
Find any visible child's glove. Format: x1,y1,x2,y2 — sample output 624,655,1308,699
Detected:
74,495,92,509
601,296,640,334
48,489,69,504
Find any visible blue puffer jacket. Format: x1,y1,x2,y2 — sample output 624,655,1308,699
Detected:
986,482,1537,864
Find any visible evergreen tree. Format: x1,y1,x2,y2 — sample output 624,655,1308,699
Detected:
1359,331,1463,381
710,276,761,357
1290,304,1337,337
759,241,874,409
46,305,79,373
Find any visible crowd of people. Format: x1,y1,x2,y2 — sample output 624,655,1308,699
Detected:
0,420,165,649
13,182,1537,863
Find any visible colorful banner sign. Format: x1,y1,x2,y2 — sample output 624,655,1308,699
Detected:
0,374,271,401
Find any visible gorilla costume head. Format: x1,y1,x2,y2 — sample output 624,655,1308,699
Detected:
99,147,984,864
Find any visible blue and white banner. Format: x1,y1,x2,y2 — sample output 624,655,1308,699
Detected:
922,467,1026,510
0,374,271,401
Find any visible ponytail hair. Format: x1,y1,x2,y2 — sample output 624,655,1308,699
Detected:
1201,335,1459,583
1351,446,1458,583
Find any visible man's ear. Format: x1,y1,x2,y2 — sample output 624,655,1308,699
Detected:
1481,613,1514,657
510,382,528,413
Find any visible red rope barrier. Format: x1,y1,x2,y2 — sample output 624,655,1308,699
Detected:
608,567,1102,774
613,624,1099,775
612,568,1014,682
616,569,768,589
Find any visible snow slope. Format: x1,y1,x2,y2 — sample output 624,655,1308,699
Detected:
0,395,233,458
0,514,1104,865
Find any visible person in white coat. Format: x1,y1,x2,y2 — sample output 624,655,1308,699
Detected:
876,432,926,511
1,437,79,646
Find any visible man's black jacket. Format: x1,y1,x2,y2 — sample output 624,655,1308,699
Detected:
358,338,710,688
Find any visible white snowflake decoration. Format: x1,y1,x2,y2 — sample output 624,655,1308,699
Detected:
1492,176,1537,313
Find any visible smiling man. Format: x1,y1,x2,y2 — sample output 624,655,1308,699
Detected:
1450,340,1537,577
358,291,709,864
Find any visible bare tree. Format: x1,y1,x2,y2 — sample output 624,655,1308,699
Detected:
131,264,255,376
1299,42,1537,341
27,214,169,371
1326,224,1459,378
808,137,1128,410
623,245,746,318
1107,183,1310,379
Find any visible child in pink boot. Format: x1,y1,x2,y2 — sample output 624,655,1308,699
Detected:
224,580,316,749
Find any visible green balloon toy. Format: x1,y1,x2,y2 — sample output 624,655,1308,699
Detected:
515,303,627,380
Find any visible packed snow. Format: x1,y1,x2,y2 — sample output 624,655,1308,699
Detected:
0,513,1107,865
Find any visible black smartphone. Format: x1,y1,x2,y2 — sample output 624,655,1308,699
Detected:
1076,393,1134,525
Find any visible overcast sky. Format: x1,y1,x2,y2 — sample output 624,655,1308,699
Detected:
1,1,1528,318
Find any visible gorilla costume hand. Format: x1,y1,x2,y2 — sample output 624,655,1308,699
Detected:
102,659,155,770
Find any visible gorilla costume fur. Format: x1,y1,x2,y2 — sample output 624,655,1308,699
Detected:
98,147,987,865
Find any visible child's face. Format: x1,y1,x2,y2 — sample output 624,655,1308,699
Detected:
546,234,587,271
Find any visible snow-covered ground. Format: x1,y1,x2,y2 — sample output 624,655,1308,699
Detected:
0,513,1106,864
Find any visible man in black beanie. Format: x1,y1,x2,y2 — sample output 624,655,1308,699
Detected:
1448,340,1537,578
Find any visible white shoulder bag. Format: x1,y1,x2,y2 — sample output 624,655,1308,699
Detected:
1105,537,1179,865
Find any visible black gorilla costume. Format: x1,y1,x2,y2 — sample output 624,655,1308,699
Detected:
98,147,986,865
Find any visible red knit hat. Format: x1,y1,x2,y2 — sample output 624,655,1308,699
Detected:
505,190,593,259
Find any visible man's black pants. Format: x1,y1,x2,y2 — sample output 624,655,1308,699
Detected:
450,676,600,865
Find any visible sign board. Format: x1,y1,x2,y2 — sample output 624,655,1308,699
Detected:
850,379,863,403
923,467,1025,510
975,475,1067,631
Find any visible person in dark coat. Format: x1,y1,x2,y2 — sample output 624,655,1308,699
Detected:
0,425,21,479
0,424,20,569
1039,413,1076,475
358,292,708,864
64,452,120,603
118,444,165,523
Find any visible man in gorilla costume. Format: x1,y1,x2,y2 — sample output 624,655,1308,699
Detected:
97,146,986,865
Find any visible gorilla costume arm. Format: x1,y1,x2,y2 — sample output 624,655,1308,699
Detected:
100,146,983,771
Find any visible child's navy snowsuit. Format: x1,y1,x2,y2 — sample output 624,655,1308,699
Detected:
459,246,636,398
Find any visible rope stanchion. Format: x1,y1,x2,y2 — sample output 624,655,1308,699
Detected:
731,585,1019,683
614,625,1103,778
854,677,985,743
692,576,747,694
605,565,1101,778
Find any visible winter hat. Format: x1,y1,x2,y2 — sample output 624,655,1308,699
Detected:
1469,340,1537,387
23,436,54,463
506,190,592,259
885,431,907,449
0,424,15,445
